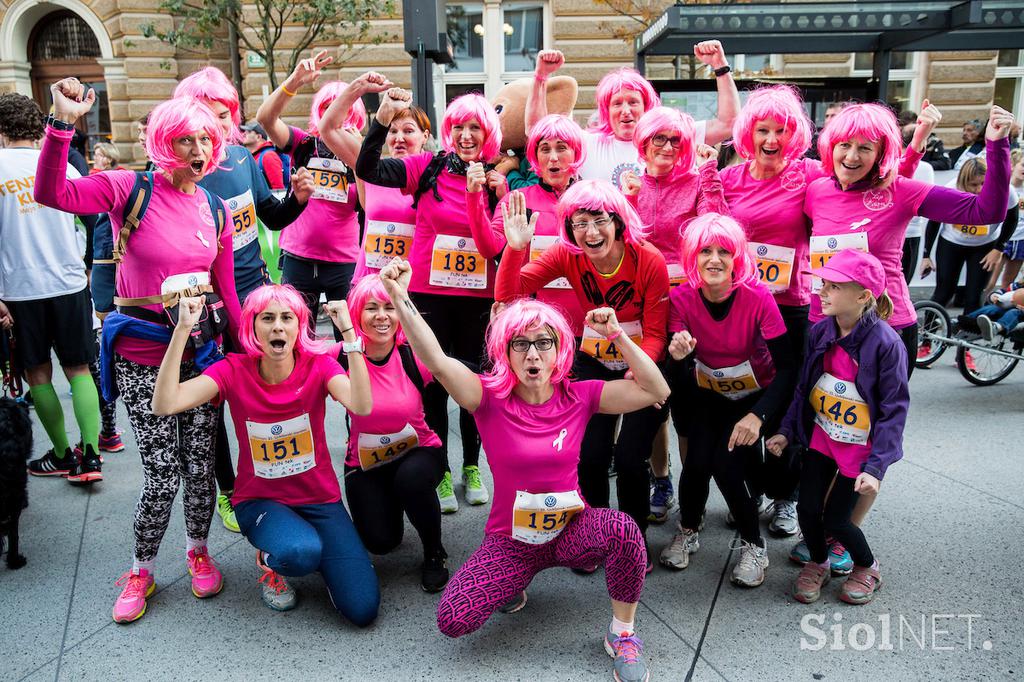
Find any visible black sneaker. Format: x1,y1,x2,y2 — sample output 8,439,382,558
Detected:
67,444,103,485
421,546,449,593
28,448,73,477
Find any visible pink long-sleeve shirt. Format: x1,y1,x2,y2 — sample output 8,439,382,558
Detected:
35,126,241,365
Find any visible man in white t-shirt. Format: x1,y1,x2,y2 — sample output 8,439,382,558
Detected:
525,41,740,189
0,93,102,484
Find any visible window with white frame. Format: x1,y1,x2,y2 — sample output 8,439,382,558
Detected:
995,49,1023,132
852,51,919,113
444,1,547,105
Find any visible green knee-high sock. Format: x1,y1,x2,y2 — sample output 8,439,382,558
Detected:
70,374,101,453
29,383,70,455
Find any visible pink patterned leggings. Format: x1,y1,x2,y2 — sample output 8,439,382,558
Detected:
437,507,646,638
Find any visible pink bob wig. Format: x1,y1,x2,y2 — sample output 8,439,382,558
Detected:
440,93,503,163
556,179,647,253
680,213,758,293
817,103,903,186
238,284,331,358
347,274,407,346
526,114,586,177
633,106,697,172
732,85,813,163
144,96,226,173
481,299,576,399
309,81,368,137
592,67,660,137
174,66,243,144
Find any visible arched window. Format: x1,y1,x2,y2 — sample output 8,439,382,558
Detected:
29,10,110,158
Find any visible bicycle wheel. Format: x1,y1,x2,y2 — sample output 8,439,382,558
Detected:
956,342,1019,386
914,300,950,368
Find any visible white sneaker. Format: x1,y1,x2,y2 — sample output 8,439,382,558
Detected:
768,499,799,536
462,465,490,506
730,539,769,587
660,524,699,570
437,471,459,514
977,314,996,341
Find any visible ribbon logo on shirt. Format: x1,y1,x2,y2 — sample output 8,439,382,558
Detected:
552,428,568,452
850,218,872,231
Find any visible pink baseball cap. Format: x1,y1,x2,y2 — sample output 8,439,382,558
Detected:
807,248,886,298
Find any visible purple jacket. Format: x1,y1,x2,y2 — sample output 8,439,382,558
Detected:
778,311,909,480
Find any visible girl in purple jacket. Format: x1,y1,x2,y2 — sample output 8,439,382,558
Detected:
767,249,909,606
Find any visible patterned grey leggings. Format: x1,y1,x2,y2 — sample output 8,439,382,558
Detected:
115,355,218,562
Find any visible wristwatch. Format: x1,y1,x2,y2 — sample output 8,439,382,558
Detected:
714,64,732,78
342,337,365,355
45,114,75,131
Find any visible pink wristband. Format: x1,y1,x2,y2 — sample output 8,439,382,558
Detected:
606,328,622,342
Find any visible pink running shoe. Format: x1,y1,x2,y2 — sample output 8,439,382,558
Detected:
112,569,156,623
187,547,224,598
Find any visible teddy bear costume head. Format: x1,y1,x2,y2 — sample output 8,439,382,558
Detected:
491,75,578,153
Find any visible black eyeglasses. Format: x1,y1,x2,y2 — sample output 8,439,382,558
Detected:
509,337,556,353
650,134,682,148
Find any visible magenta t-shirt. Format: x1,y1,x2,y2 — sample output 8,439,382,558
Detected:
473,379,604,538
279,127,360,263
343,346,441,469
669,283,787,392
96,171,237,366
804,175,932,328
721,158,825,307
400,152,495,298
204,351,345,506
352,181,417,281
809,344,872,478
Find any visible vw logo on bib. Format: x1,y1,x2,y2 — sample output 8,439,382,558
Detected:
380,436,392,445
386,224,396,233
271,425,283,436
757,245,768,256
827,237,838,249
188,275,199,286
834,382,847,395
544,495,557,508
714,370,724,378
229,199,238,209
457,238,467,249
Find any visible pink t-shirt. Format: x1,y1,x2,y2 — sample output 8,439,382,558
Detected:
669,283,787,391
279,127,360,263
352,181,417,281
400,152,495,298
491,184,585,335
343,346,442,469
804,175,932,328
809,344,871,478
721,158,826,307
204,351,344,506
473,379,604,538
95,170,238,366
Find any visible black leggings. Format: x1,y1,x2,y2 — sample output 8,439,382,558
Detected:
797,448,874,567
899,324,916,380
930,237,992,315
281,254,356,341
214,409,235,493
344,446,445,555
414,292,491,470
902,236,921,285
676,392,764,546
575,352,667,538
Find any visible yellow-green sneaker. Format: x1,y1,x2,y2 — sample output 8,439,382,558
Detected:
437,472,459,514
216,493,240,533
462,465,489,505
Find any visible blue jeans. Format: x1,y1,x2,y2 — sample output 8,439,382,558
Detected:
234,499,380,627
967,304,1023,332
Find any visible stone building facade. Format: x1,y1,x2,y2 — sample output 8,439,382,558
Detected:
1,0,1018,166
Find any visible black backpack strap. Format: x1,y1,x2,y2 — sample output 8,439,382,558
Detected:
111,171,154,263
411,152,448,209
396,343,426,394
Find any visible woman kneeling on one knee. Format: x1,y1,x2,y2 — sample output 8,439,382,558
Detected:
378,257,669,682
152,284,381,625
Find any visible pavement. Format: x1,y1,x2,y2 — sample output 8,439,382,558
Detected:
4,335,1023,682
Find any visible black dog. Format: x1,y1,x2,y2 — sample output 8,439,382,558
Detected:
0,396,32,569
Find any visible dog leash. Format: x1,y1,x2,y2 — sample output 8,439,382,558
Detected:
1,329,23,399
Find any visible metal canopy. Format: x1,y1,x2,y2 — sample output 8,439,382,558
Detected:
635,1,1024,98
